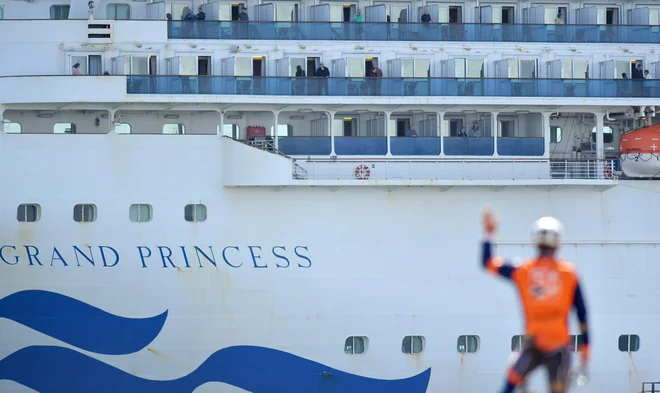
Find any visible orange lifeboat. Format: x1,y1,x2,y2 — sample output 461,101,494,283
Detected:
619,125,660,178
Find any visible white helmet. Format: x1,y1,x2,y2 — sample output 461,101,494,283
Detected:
531,216,564,249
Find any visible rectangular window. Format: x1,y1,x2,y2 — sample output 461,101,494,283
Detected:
454,59,484,78
344,336,367,354
457,335,479,353
0,6,4,19
550,126,562,143
129,204,152,223
73,204,97,222
184,204,207,222
17,204,41,222
402,335,425,354
106,4,130,19
50,5,70,19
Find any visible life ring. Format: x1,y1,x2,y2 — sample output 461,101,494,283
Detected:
355,164,371,180
603,166,612,179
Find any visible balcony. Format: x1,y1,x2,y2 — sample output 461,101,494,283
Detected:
127,76,660,98
168,21,660,44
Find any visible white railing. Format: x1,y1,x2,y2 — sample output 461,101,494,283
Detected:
291,159,617,181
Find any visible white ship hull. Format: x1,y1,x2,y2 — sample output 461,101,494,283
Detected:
0,135,658,393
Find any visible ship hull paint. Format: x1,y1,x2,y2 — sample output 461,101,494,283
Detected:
0,136,659,393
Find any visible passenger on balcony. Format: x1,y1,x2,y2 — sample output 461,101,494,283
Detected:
295,65,306,95
183,8,194,38
407,124,418,137
421,9,431,23
370,65,383,95
196,7,206,37
72,63,81,75
458,126,467,137
632,63,644,79
315,62,330,95
470,121,481,137
353,9,364,38
239,7,249,20
554,13,564,24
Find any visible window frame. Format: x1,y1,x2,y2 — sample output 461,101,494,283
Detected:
457,334,480,353
401,335,425,355
50,4,70,19
17,203,41,223
344,336,367,355
184,204,207,222
106,3,131,19
73,204,97,223
129,204,153,223
550,125,562,143
618,334,640,352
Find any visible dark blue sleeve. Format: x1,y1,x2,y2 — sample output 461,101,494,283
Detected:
573,281,590,345
482,240,516,279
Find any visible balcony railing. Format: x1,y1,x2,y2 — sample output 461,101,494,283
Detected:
276,136,545,156
292,159,617,181
127,76,660,98
168,21,660,44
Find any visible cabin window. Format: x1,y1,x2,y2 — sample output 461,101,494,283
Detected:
511,335,524,352
17,204,41,222
107,3,131,19
271,124,293,137
129,204,152,223
54,123,76,134
568,334,585,352
550,126,562,143
3,122,21,133
50,5,70,19
402,335,425,354
454,58,485,78
618,334,640,352
115,123,131,134
591,126,614,144
184,204,207,222
73,204,97,223
0,7,4,20
218,124,240,139
457,335,479,353
344,336,367,354
163,124,185,134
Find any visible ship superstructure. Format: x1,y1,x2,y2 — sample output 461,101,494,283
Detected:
1,1,659,392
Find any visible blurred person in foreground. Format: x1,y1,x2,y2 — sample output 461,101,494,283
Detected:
480,208,590,393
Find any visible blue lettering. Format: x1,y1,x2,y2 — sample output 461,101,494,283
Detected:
99,246,119,267
0,246,18,265
272,246,290,268
25,246,42,266
157,246,176,268
50,247,69,266
248,246,266,268
179,246,191,268
194,246,217,268
137,246,151,268
222,246,242,268
294,246,312,268
73,246,95,267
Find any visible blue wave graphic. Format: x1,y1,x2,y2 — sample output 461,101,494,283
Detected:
0,345,432,393
0,290,167,355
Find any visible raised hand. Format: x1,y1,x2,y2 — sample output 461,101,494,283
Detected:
482,207,498,235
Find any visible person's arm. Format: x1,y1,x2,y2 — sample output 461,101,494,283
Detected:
481,209,517,280
573,280,590,365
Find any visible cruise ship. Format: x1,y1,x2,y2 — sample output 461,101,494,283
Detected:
1,0,660,392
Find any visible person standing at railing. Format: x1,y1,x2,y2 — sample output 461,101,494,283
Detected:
315,62,330,95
